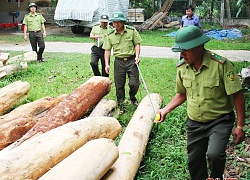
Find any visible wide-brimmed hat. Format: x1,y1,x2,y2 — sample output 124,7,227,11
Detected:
110,12,126,22
172,26,210,52
28,3,37,10
100,15,109,22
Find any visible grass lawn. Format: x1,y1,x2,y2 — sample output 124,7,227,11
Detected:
0,23,250,179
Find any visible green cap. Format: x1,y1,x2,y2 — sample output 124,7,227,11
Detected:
172,26,210,52
110,12,126,22
28,3,37,10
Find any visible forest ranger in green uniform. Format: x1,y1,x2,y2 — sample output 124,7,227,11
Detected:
89,15,112,77
23,3,46,62
156,26,245,180
103,12,142,106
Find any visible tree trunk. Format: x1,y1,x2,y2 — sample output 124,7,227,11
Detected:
8,76,112,149
220,0,225,26
0,117,122,180
102,93,163,180
225,0,231,19
39,138,119,180
0,95,66,150
0,81,30,115
89,99,117,117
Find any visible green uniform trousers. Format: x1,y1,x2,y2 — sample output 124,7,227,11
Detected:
114,57,139,104
90,45,109,77
186,111,235,180
29,31,45,60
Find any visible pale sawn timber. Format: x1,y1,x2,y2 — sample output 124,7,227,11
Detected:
39,138,119,180
0,117,122,180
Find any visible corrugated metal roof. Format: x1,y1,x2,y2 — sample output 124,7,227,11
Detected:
54,0,129,27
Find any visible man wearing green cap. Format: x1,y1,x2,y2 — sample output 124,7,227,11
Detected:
103,12,142,106
23,3,46,62
156,26,245,180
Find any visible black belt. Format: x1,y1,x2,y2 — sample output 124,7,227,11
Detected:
29,30,41,33
116,55,135,61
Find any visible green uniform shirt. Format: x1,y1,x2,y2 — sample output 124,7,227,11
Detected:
23,12,46,31
90,24,113,47
103,25,142,58
176,50,242,122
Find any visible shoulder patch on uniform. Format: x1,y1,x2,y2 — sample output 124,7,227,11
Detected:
226,70,235,81
126,25,135,30
176,59,185,68
211,53,227,64
108,29,115,35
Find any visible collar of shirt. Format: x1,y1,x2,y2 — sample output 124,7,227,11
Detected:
185,14,194,19
99,25,108,29
29,12,38,16
185,50,211,70
114,25,128,34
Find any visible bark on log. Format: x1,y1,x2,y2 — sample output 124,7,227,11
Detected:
4,62,27,76
9,76,112,149
89,99,117,117
0,95,67,150
0,117,122,180
0,81,30,115
102,93,163,180
39,138,119,180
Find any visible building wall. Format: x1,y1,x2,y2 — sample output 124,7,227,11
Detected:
0,0,50,24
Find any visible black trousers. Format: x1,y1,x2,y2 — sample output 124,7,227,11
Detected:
29,31,45,60
114,57,139,104
90,46,109,77
186,111,235,180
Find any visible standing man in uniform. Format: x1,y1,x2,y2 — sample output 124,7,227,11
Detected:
23,3,46,62
89,15,112,77
103,12,142,106
156,26,245,180
180,5,201,28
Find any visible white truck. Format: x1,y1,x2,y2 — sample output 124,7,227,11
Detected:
54,0,129,34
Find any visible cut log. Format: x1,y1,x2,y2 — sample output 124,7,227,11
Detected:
6,51,37,65
4,62,27,76
89,99,117,117
39,138,119,180
9,76,112,149
0,95,67,150
0,117,122,180
102,93,163,180
0,81,30,115
164,21,180,28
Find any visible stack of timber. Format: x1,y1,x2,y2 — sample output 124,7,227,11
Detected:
0,117,122,179
0,51,37,79
137,0,174,31
3,76,112,151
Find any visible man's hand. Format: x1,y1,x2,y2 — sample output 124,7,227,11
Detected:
232,127,245,145
105,65,110,74
43,32,46,38
24,35,27,41
135,57,140,64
